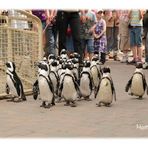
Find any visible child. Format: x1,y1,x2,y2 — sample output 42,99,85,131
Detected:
93,10,107,64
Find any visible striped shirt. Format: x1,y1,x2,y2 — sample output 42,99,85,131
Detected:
130,10,143,26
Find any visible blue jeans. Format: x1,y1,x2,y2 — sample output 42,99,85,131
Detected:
81,38,94,53
44,25,56,57
130,27,142,47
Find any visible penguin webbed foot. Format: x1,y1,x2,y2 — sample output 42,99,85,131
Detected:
64,101,70,106
40,101,46,107
44,103,51,109
96,102,102,107
70,101,77,107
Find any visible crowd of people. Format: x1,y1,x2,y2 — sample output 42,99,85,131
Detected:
1,9,148,69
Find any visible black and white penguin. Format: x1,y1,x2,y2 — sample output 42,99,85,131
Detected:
6,61,26,102
49,60,59,96
48,54,56,65
37,61,55,108
60,49,68,60
95,67,116,107
125,62,148,99
90,56,102,92
59,62,80,107
79,60,93,101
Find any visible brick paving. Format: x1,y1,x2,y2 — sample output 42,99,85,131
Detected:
0,61,148,137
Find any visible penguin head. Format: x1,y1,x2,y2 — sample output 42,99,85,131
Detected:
65,62,74,74
37,61,49,76
6,61,16,73
135,62,143,69
91,56,99,65
102,67,111,74
60,49,67,55
93,51,99,57
73,52,80,59
83,60,91,67
135,62,143,73
48,54,56,64
51,60,58,67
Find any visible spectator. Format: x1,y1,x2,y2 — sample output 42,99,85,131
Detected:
112,10,120,60
103,10,114,55
43,10,57,57
128,9,144,64
32,10,48,30
80,9,97,60
143,10,148,69
56,10,83,64
119,10,130,63
93,10,107,64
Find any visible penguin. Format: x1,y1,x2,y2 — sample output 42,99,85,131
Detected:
95,67,116,107
37,61,55,108
6,61,26,102
59,62,80,107
33,59,48,101
79,60,93,101
60,49,68,60
49,60,59,96
48,54,56,65
125,62,148,99
90,56,102,92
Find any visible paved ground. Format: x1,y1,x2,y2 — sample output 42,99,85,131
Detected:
0,60,148,138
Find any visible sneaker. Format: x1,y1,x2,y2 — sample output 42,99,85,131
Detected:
120,56,128,63
143,62,148,69
127,59,136,65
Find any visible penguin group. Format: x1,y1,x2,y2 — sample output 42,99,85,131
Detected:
32,49,117,108
5,50,148,109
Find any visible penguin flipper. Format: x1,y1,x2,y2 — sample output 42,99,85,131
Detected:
95,80,101,98
5,83,10,94
110,79,116,101
33,80,39,100
125,77,132,92
142,75,147,91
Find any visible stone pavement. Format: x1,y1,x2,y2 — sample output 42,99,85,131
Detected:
0,61,148,138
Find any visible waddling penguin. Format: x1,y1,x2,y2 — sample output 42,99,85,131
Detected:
60,49,68,60
125,63,148,99
37,61,55,108
79,60,93,101
90,56,102,92
6,61,26,102
59,62,80,107
95,67,116,107
49,60,59,97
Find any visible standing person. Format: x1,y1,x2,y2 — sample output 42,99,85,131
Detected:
103,10,114,55
143,10,148,69
43,10,57,57
80,9,97,61
112,10,120,60
32,10,48,29
128,9,144,64
119,10,130,63
93,10,107,64
56,10,83,64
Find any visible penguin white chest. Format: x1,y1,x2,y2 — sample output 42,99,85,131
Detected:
131,74,144,96
80,75,91,97
38,77,53,102
91,67,99,87
62,76,77,101
96,78,113,103
7,75,18,96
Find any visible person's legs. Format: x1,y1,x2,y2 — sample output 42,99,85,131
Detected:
129,28,137,63
70,12,83,63
143,30,148,68
56,11,68,55
136,27,143,62
44,25,55,57
87,38,94,60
